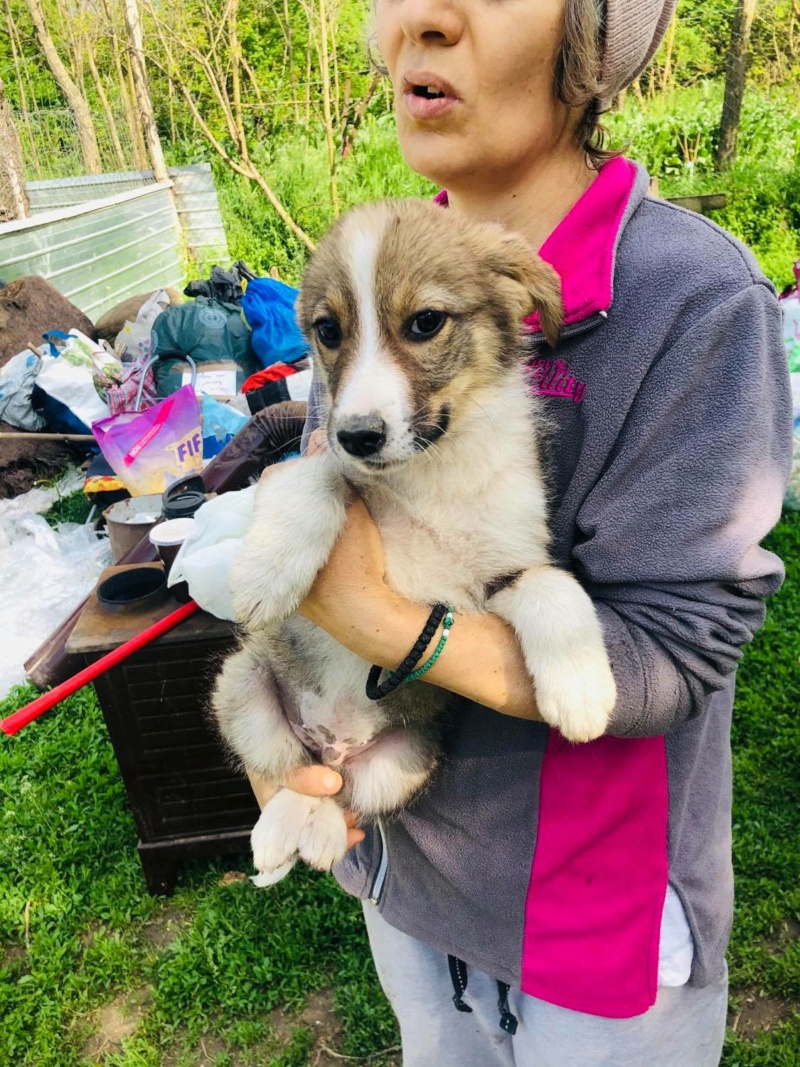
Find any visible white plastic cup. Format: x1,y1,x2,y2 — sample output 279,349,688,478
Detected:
149,518,196,574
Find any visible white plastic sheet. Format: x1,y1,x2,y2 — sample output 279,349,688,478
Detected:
168,487,256,620
0,475,111,698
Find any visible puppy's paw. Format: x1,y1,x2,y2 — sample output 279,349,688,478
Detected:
297,796,349,871
250,789,318,882
231,457,347,628
535,653,617,743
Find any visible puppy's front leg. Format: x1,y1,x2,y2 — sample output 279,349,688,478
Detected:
489,566,617,742
231,453,347,628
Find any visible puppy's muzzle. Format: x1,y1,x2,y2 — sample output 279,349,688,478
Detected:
336,414,387,459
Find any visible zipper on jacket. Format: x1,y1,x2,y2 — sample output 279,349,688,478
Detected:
526,311,607,350
369,818,388,905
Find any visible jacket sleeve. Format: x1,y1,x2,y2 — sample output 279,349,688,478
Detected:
573,281,793,737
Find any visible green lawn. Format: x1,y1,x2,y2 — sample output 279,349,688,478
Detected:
1,512,798,1066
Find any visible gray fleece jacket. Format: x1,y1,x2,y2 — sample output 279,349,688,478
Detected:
302,158,793,1019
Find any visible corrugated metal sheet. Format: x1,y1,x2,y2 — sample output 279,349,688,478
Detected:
26,170,156,211
170,165,229,259
0,182,185,319
27,164,228,260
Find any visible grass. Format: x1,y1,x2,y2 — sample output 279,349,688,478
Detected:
1,511,799,1065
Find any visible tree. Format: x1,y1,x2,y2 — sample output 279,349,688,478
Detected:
716,0,758,169
21,0,102,173
0,73,29,220
122,0,167,180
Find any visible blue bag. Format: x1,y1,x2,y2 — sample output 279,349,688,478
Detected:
242,279,309,368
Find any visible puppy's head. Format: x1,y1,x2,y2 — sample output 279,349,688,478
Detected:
297,199,562,471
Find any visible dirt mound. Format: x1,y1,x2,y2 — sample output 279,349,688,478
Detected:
0,420,76,499
0,276,97,370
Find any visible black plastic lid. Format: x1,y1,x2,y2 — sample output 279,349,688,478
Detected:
162,488,205,520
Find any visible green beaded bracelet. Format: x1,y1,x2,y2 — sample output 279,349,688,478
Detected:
403,610,455,683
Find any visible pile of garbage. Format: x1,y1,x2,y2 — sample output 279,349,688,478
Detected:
0,263,313,501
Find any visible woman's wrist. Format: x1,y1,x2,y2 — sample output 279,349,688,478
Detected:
356,589,433,670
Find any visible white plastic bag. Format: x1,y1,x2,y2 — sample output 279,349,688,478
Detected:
115,289,172,362
168,487,256,619
0,349,45,431
36,330,117,431
0,505,111,698
785,373,800,511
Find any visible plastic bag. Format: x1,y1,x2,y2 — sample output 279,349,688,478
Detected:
0,349,45,431
168,487,256,619
0,502,110,699
34,330,117,434
114,288,172,363
242,278,309,367
785,373,800,511
200,394,250,458
92,384,203,496
151,297,258,396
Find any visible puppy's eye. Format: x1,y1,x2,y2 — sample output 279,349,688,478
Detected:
408,310,447,340
315,318,342,349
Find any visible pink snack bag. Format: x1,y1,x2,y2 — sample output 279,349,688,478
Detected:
92,384,203,496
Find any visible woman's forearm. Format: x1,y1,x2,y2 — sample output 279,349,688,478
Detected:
303,588,543,721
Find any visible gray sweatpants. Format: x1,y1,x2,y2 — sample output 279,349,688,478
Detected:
363,903,727,1067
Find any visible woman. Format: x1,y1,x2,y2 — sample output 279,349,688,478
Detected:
252,1,792,1063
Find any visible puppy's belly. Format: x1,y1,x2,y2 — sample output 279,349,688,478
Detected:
284,687,384,768
258,617,447,770
261,619,392,767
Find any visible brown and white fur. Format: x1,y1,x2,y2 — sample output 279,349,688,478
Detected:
211,199,616,886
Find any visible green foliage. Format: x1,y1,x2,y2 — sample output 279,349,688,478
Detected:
602,83,800,288
206,117,434,284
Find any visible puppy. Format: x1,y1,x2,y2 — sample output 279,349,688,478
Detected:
211,199,616,886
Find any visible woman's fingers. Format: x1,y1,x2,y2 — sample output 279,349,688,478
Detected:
286,764,343,795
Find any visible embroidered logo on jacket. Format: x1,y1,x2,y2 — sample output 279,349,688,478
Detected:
526,357,587,404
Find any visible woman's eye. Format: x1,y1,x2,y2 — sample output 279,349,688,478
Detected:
408,310,447,339
315,319,342,348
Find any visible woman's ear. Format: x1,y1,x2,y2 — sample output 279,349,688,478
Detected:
486,232,563,349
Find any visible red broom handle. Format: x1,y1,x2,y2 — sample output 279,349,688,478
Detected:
1,600,200,737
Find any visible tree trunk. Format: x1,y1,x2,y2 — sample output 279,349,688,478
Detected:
716,0,758,170
316,0,339,215
0,75,30,221
22,0,103,173
123,0,168,180
86,49,128,170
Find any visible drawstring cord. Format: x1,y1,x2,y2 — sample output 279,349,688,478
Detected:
447,955,519,1034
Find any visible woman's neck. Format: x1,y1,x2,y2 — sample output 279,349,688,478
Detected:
444,147,596,251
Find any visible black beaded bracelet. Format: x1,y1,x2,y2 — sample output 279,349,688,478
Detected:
365,602,449,701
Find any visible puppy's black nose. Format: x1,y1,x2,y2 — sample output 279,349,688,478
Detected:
336,416,387,458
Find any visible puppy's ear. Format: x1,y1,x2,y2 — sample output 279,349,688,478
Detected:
487,233,564,350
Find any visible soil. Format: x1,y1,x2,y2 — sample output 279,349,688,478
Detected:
0,276,97,370
139,905,189,950
729,991,794,1040
80,985,153,1060
0,419,81,499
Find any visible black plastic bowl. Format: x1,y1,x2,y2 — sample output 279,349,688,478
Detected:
97,567,168,613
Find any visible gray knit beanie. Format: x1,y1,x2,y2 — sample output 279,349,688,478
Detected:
600,0,678,101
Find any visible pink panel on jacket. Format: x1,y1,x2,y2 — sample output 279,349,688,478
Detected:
435,155,638,328
521,731,669,1018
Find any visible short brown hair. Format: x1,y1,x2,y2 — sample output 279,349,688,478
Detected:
554,0,617,169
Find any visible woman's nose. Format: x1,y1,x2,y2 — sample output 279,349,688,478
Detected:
396,0,464,47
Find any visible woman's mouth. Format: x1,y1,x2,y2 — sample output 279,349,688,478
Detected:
402,74,459,120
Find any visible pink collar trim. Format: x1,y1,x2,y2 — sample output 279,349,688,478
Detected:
434,156,638,328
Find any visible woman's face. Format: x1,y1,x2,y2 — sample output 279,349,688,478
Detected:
375,0,574,191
